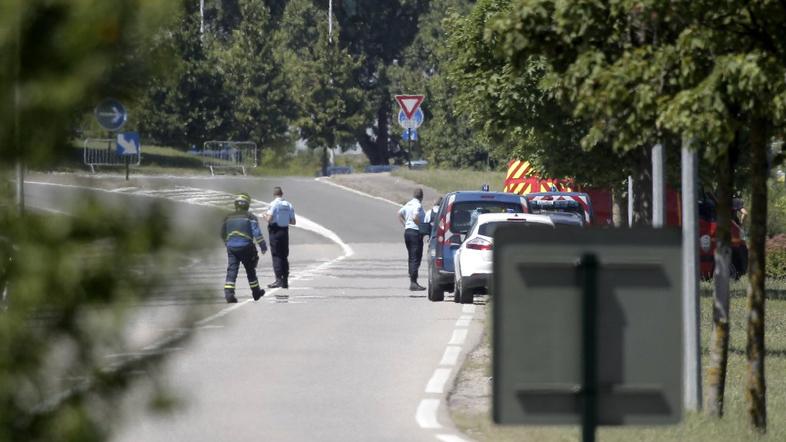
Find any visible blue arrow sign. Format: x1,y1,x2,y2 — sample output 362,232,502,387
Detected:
95,98,127,131
116,132,140,155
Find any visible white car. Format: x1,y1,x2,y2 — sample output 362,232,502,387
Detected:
453,213,555,304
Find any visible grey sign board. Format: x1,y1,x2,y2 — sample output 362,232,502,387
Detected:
492,227,683,425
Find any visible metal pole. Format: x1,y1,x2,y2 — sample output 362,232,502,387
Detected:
579,254,598,442
653,143,665,227
627,176,634,227
681,141,702,411
200,0,205,36
407,128,413,169
328,0,333,43
14,4,23,214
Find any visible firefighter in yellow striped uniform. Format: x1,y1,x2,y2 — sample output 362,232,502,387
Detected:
221,193,267,303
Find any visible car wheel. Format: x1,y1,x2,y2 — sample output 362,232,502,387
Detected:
453,278,461,303
459,280,474,304
428,271,444,302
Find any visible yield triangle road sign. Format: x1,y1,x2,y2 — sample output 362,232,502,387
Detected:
395,95,425,120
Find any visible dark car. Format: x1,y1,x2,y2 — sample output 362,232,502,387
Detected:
426,191,529,301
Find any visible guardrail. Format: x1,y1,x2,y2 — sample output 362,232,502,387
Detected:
83,138,141,173
192,141,258,176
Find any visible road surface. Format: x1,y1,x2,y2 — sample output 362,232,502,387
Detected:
25,174,484,442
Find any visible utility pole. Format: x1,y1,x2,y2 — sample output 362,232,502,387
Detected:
681,140,702,411
653,143,665,227
200,0,205,36
14,3,24,214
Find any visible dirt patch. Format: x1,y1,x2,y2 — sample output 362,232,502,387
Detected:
328,172,443,207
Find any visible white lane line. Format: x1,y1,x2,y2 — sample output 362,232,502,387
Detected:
455,316,472,327
425,368,452,394
448,329,468,346
315,177,400,207
436,434,469,442
416,399,442,429
462,305,476,314
439,346,462,367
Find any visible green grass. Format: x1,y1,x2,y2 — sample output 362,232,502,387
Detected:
455,280,786,441
392,168,507,193
45,143,325,177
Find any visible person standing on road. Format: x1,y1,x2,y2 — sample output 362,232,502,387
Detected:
398,188,426,291
221,193,267,303
423,196,443,235
264,186,296,289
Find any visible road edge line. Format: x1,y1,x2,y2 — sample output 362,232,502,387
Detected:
315,177,400,207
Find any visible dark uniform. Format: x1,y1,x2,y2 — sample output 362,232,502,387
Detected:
221,193,267,303
266,191,296,289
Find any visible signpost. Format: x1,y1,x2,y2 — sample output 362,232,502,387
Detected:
94,98,127,132
493,228,683,441
116,132,140,181
395,95,425,168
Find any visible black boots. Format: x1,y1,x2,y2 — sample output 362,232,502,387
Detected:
409,281,426,291
224,290,238,303
252,288,265,301
268,275,289,289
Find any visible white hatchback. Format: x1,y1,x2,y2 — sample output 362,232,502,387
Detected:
453,212,555,304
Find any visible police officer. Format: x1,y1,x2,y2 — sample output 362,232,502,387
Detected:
221,193,267,303
264,186,296,289
398,188,426,291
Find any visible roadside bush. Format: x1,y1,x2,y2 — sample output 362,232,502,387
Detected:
766,234,786,279
768,181,786,236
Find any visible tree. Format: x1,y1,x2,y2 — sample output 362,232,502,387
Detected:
335,0,431,165
490,0,786,431
219,0,295,147
140,0,294,150
276,0,366,171
0,1,196,440
388,0,494,168
445,0,637,190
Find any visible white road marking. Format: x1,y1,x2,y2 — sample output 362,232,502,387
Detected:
27,180,355,257
462,305,476,314
455,316,472,327
416,399,442,429
439,346,462,367
425,368,452,394
196,324,224,330
315,177,400,207
436,434,469,442
448,329,468,346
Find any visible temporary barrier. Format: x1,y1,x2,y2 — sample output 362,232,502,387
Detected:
83,138,141,173
198,141,258,176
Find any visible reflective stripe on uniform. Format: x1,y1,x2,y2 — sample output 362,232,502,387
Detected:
249,280,259,288
226,230,252,241
224,283,235,289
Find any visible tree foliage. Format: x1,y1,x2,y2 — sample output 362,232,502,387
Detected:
489,0,786,431
1,1,196,440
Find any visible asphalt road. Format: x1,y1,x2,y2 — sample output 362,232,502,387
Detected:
24,174,484,442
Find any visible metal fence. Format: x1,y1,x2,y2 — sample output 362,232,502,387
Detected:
83,138,141,173
196,141,258,176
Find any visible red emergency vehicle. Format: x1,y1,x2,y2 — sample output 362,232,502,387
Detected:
503,160,748,279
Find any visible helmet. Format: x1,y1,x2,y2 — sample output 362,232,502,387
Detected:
234,193,251,211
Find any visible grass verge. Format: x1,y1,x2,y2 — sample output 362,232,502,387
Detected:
452,279,786,441
392,168,506,194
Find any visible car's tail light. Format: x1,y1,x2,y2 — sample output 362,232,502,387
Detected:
436,257,444,269
466,237,493,250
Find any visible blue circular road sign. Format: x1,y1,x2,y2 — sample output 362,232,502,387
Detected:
95,98,127,131
398,108,424,129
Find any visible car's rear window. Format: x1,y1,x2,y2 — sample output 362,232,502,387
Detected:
478,220,553,237
451,201,522,233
